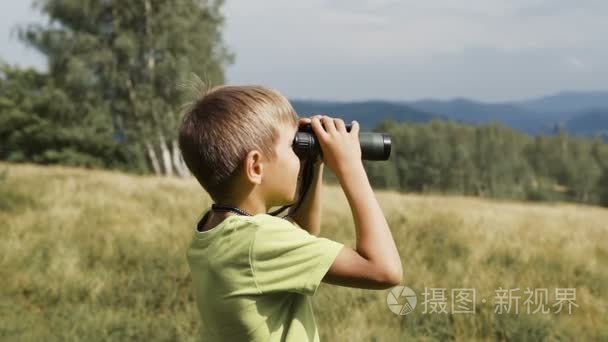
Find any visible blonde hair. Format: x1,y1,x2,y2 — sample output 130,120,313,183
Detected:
178,84,298,202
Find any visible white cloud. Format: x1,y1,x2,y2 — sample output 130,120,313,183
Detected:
565,57,585,69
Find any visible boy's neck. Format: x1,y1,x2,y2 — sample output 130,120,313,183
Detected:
214,179,291,217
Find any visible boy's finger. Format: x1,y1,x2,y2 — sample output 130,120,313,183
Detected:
321,115,337,134
334,118,346,132
306,114,323,123
351,120,360,135
298,118,311,127
311,116,329,141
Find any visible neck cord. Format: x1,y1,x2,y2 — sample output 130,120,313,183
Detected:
210,203,253,216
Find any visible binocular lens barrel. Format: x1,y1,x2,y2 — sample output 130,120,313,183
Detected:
292,123,391,161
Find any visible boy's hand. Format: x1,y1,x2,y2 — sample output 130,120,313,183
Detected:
309,115,361,177
297,115,325,166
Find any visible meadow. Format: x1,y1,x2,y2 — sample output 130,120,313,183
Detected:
1,162,606,341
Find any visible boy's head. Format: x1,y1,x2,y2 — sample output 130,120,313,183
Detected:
178,85,301,207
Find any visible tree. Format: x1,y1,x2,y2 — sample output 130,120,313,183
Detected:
20,0,234,176
1,62,142,169
562,137,603,203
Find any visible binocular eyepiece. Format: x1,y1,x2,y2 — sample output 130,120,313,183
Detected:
292,123,391,161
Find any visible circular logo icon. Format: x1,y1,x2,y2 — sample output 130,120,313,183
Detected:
387,286,417,315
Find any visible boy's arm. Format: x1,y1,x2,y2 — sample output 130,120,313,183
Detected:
286,159,324,236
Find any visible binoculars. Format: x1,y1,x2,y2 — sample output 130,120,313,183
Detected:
292,123,392,161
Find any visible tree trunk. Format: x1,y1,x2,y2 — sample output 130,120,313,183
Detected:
145,139,161,175
172,139,190,178
180,153,191,178
159,132,174,177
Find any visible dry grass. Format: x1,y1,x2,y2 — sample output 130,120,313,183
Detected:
1,162,607,341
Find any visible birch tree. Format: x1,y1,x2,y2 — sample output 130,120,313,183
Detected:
20,0,233,176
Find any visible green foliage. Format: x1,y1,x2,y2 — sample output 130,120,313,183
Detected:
20,0,233,140
361,119,608,207
599,170,608,207
2,0,232,173
0,64,144,172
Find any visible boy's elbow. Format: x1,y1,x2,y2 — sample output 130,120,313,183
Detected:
378,264,403,288
386,267,403,287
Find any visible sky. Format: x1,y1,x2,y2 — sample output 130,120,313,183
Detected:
1,0,607,102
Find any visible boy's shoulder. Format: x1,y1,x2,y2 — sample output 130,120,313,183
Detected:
249,213,300,232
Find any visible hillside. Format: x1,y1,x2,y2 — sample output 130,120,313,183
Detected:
1,162,607,341
291,91,608,140
407,98,547,133
565,109,608,137
291,100,437,130
516,91,608,114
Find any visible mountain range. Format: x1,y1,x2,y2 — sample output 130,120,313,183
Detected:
291,91,608,142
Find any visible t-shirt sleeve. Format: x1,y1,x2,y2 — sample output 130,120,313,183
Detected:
250,216,344,296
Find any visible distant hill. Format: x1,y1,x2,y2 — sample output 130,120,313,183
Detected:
565,109,608,139
516,91,608,114
405,91,608,140
406,98,548,134
290,91,608,141
291,100,438,130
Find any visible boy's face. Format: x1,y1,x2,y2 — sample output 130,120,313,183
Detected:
262,121,301,207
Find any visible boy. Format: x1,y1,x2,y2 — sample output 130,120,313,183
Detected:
178,85,402,341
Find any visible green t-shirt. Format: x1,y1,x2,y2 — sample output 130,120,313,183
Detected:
187,212,345,341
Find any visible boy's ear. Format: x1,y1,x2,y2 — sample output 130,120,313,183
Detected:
244,150,264,185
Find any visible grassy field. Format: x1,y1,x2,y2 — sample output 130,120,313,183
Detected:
1,162,607,341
